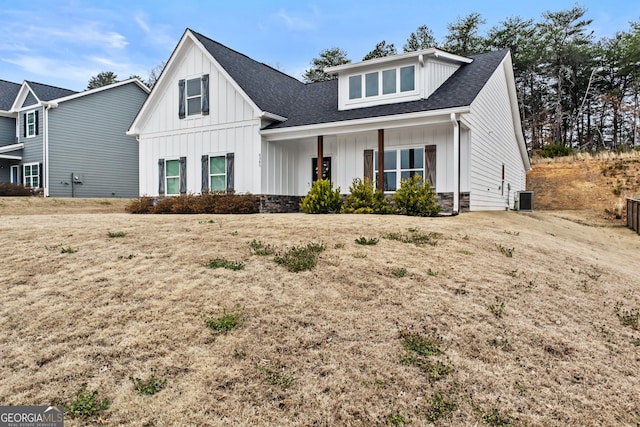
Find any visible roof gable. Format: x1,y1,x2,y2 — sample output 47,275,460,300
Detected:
10,81,77,111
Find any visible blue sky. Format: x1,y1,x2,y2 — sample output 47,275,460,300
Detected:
1,0,638,91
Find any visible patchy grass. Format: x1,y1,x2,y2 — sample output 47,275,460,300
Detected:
204,309,243,335
274,242,325,272
65,384,110,419
354,236,379,246
129,369,167,395
207,258,245,271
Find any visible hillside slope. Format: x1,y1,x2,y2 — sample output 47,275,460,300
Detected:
527,153,640,221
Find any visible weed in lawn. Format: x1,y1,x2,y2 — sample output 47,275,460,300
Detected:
390,267,407,278
274,242,325,272
66,384,110,419
482,408,513,426
388,413,408,426
503,230,520,236
230,231,238,236
352,252,367,259
489,299,505,319
233,348,247,360
488,337,511,351
497,244,514,257
208,258,245,271
129,369,167,395
415,358,453,382
198,219,215,224
633,338,640,347
249,239,275,256
334,242,345,249
107,231,126,238
257,365,295,390
355,236,379,245
507,269,518,278
204,309,243,335
382,229,441,246
424,392,458,422
427,268,438,277
61,247,78,254
456,248,475,255
614,302,640,330
117,254,136,260
514,380,528,395
400,330,444,357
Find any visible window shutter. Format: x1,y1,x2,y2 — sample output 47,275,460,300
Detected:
201,74,210,115
178,79,186,119
226,152,234,192
35,110,39,135
364,149,373,184
38,163,43,188
179,156,187,194
425,145,436,189
201,155,209,192
158,159,165,195
23,114,26,138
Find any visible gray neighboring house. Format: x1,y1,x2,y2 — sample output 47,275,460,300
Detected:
1,78,149,197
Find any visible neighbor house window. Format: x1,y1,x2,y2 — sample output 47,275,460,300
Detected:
165,159,180,195
375,148,424,191
26,111,37,137
209,156,226,192
23,163,40,188
178,74,209,118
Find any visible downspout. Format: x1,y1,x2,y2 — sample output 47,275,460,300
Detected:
450,113,460,214
42,101,58,197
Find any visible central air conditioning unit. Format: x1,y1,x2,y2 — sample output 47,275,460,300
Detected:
515,191,533,211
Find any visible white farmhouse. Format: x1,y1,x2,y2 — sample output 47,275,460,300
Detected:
128,29,530,213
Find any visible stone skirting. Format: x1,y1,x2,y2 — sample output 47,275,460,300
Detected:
436,192,471,214
259,195,302,213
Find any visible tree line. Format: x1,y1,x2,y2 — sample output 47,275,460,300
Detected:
302,5,640,153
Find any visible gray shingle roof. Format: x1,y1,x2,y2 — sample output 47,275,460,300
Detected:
0,79,21,111
191,30,303,117
26,80,77,102
189,29,507,131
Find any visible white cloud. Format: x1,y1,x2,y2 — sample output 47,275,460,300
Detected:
135,13,151,33
274,9,318,31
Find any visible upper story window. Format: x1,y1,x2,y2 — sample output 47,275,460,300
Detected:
24,110,39,138
178,74,209,119
349,65,416,101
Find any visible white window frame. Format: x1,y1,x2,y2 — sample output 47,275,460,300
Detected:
209,155,227,192
23,162,40,188
26,111,36,138
346,65,417,103
186,77,202,116
10,165,19,184
374,146,425,193
165,159,180,196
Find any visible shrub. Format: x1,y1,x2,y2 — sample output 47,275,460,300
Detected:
343,178,390,214
392,175,440,217
0,182,34,196
300,179,342,214
540,142,572,158
125,193,260,214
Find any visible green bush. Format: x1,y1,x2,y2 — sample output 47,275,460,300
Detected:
343,178,390,214
540,142,572,158
300,179,342,214
392,175,440,217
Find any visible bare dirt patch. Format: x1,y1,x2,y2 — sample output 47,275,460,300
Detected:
1,208,639,426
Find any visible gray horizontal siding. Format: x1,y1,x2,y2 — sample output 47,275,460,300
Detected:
48,83,148,198
19,107,43,165
0,116,16,146
22,92,38,107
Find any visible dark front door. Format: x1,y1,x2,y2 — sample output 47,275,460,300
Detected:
312,157,332,182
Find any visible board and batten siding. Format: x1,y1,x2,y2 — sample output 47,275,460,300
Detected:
137,37,262,196
47,82,148,197
466,58,527,210
423,60,460,100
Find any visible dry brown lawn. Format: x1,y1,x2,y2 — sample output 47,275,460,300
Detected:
1,197,639,426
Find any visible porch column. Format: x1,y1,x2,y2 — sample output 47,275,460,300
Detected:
317,135,324,181
451,114,460,214
377,129,384,192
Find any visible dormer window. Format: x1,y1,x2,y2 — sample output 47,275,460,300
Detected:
348,65,416,101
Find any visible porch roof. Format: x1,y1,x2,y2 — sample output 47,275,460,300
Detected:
0,79,21,111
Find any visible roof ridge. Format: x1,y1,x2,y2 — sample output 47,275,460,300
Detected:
25,80,77,93
189,29,303,85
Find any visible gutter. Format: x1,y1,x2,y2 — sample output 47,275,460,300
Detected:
450,113,460,214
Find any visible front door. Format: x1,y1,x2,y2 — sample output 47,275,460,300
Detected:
10,165,19,184
312,157,331,182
